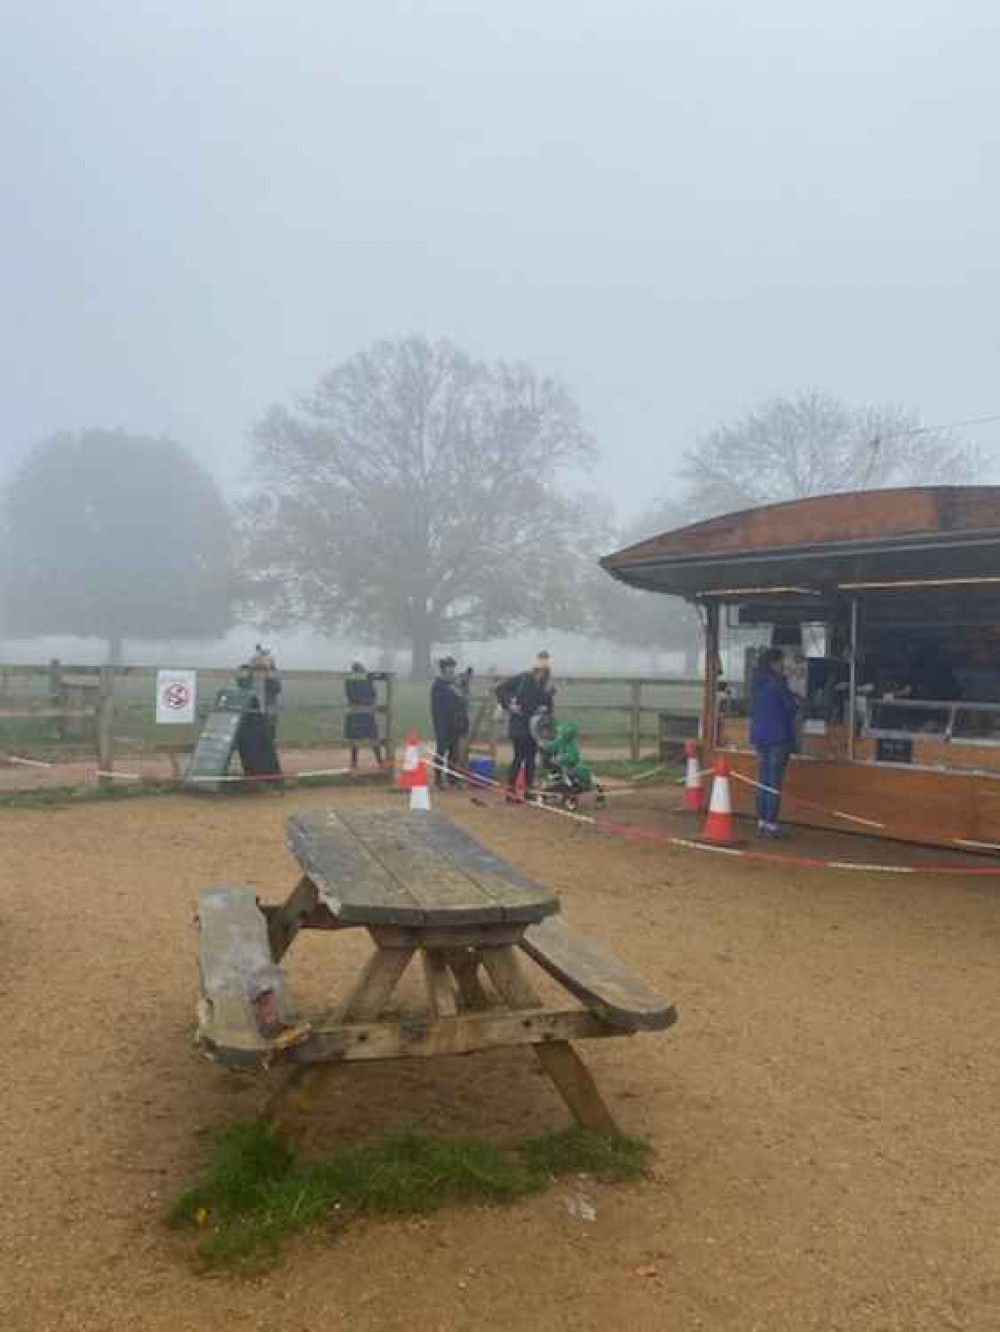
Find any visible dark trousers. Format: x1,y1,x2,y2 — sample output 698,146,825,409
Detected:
508,734,538,791
434,734,460,788
350,743,385,769
756,744,791,824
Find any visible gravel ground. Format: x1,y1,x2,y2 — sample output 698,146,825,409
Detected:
3,786,1000,1330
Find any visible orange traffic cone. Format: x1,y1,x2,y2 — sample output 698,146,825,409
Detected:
409,757,431,811
682,740,704,813
700,753,740,846
397,731,422,791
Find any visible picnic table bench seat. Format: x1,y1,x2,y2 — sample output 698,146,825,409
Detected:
196,885,305,1070
519,916,676,1032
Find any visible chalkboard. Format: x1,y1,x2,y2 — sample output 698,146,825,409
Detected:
876,736,913,764
185,710,244,790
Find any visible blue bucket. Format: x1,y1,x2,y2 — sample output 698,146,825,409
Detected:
469,756,496,789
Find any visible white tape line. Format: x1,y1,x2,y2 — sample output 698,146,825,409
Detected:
95,770,143,782
669,836,745,858
731,769,886,831
954,838,1000,852
826,861,915,875
832,810,885,830
4,755,55,769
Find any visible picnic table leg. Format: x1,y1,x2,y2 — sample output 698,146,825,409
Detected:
442,948,490,1011
533,1042,619,1136
266,946,416,1131
421,950,458,1019
479,946,620,1136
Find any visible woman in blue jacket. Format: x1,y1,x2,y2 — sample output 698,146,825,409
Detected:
750,648,800,837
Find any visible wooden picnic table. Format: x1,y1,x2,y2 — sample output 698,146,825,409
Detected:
196,808,676,1134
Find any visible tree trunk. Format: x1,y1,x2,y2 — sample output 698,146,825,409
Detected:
107,634,124,666
409,624,433,681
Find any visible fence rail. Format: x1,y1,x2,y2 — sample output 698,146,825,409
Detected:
0,662,702,791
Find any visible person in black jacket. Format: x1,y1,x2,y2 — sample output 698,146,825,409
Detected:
344,662,386,770
430,657,467,789
496,659,553,797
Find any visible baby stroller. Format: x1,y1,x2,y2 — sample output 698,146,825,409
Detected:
535,718,606,813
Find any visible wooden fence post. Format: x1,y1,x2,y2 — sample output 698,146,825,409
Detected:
629,680,642,761
384,672,396,770
97,665,115,786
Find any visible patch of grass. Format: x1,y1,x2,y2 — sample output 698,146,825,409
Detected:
169,1119,651,1272
0,781,174,811
519,1125,652,1180
590,758,679,783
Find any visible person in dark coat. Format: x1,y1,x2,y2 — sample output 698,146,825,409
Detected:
496,659,553,798
750,647,800,838
430,657,467,789
344,662,385,770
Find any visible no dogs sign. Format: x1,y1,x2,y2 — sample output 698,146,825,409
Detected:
155,669,198,725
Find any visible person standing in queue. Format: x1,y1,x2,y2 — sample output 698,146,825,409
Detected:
750,647,799,838
344,661,386,771
496,656,553,800
430,657,467,789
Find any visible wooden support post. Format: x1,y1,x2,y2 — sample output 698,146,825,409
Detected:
96,666,115,787
481,944,619,1135
268,945,416,1128
533,1041,619,1135
421,950,459,1019
336,946,415,1022
629,680,642,762
702,601,720,755
383,672,396,772
444,949,490,1011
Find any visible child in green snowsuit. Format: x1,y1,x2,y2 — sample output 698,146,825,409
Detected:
543,720,594,792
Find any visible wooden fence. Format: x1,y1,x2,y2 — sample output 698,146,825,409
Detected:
0,662,701,787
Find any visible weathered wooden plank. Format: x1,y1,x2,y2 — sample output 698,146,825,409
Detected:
288,809,558,927
340,811,502,924
520,916,676,1032
292,1008,616,1063
416,815,560,923
196,884,301,1068
369,923,525,950
287,811,425,925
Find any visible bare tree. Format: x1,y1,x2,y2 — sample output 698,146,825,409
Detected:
241,337,599,677
680,390,983,518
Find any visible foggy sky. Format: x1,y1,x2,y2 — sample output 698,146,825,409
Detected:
4,0,1000,518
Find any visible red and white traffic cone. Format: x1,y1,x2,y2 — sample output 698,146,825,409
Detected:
409,757,431,811
682,740,704,813
397,731,421,791
700,753,740,846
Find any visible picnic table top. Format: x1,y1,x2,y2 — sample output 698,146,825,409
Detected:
286,809,560,928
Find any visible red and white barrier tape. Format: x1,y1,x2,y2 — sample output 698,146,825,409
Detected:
729,770,886,831
427,748,1000,878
